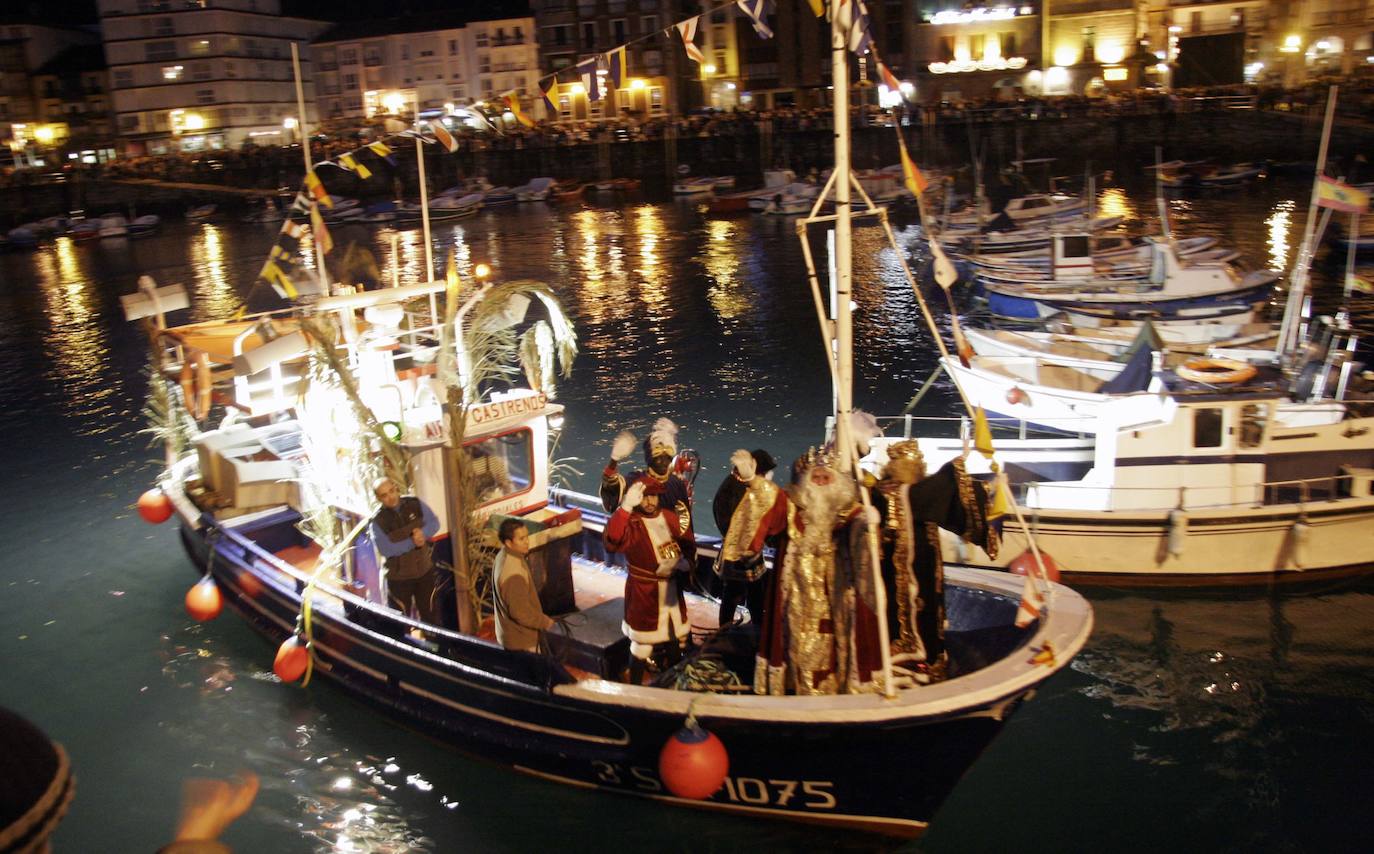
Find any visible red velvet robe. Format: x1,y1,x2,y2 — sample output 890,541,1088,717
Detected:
604,506,697,644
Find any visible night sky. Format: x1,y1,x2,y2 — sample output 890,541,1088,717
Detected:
9,0,533,27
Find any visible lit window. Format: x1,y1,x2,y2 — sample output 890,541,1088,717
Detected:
163,65,184,80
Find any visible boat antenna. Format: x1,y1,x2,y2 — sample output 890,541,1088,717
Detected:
1276,85,1339,366
291,42,328,293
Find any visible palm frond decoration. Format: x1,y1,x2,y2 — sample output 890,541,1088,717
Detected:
140,328,197,469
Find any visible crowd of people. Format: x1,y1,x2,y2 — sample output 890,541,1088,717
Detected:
6,78,1374,193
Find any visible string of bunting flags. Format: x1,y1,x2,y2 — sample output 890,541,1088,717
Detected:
251,0,917,302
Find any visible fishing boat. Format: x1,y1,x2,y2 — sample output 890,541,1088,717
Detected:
129,215,161,238
126,6,1092,839
672,177,716,196
514,177,555,202
980,240,1279,322
590,177,641,193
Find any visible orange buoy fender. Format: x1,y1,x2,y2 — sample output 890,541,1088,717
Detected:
1175,357,1257,385
273,635,310,682
1008,548,1061,583
137,488,173,524
659,724,729,799
185,576,223,621
1006,386,1028,405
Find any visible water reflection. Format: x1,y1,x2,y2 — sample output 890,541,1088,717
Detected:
1096,187,1134,222
1265,199,1296,272
189,225,239,321
33,241,118,434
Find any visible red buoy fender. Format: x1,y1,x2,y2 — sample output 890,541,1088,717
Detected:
1009,548,1061,583
658,724,729,800
273,635,309,683
185,576,223,621
137,488,173,524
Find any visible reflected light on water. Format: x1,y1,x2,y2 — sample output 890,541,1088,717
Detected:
704,219,746,320
1096,187,1135,222
34,240,118,433
1266,200,1296,272
189,225,238,320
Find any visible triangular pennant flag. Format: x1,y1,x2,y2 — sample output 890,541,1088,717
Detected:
736,0,774,39
366,140,395,165
676,18,705,64
897,131,927,196
258,244,298,299
304,169,332,208
309,204,333,255
878,60,902,94
540,79,557,115
428,119,458,153
807,0,824,16
607,46,627,89
503,93,535,128
973,406,995,458
987,470,1011,520
338,152,372,180
1029,640,1056,667
1014,573,1043,628
576,57,602,101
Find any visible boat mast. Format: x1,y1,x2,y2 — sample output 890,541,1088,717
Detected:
291,43,328,291
1275,85,1338,364
414,92,435,283
830,0,854,471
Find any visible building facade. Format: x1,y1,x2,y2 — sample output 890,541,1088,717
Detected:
0,18,100,154
32,44,115,160
97,0,328,154
311,10,539,125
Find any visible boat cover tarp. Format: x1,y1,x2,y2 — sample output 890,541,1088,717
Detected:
1098,344,1154,393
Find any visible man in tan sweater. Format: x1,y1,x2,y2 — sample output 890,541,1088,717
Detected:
492,518,554,652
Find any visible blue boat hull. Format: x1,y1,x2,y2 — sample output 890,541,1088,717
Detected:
178,506,1046,838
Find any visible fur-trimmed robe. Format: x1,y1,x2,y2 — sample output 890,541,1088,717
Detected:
604,506,697,647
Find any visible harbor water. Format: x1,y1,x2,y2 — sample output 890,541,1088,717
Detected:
1,177,1372,852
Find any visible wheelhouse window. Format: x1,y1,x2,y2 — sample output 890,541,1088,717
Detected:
1239,403,1267,448
464,429,532,506
1193,408,1224,448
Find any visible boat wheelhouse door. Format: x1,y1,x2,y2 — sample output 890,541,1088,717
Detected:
1052,233,1094,280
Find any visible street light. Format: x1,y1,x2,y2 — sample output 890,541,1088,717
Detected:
283,116,297,144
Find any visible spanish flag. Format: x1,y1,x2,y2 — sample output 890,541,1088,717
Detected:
339,152,371,180
1317,176,1370,213
896,131,927,196
503,94,534,128
304,169,332,208
429,120,458,153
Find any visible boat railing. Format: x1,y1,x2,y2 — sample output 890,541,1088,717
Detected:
1018,472,1360,512
867,413,1093,442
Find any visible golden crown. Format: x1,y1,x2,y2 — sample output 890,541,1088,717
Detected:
886,440,924,462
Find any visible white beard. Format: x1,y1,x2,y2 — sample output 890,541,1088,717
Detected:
792,467,856,551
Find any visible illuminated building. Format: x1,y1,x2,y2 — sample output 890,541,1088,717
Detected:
97,0,329,154
311,5,539,125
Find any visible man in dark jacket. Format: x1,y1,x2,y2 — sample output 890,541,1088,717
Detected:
371,477,440,625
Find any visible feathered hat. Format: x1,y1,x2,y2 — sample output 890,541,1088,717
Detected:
643,417,679,463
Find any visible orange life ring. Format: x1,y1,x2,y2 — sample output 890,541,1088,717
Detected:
1175,357,1257,385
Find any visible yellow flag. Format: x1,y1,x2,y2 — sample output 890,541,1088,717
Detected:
304,169,332,208
367,141,392,159
259,258,297,299
973,406,995,458
807,0,824,16
897,132,927,196
504,94,535,128
339,152,372,180
988,471,1010,520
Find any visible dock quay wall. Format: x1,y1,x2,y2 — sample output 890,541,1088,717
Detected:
3,110,1369,225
